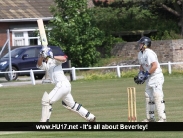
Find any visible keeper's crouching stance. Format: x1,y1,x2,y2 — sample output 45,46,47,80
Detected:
38,47,96,122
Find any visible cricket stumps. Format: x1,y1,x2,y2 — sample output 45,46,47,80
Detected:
127,87,137,122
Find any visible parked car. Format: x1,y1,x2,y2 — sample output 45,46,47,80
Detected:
0,45,69,81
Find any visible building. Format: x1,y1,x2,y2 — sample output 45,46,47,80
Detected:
0,0,54,47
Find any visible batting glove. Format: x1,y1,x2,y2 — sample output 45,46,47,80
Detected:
46,49,53,59
39,47,48,58
40,47,53,58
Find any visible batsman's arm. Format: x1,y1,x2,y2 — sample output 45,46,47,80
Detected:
37,56,44,67
54,55,68,63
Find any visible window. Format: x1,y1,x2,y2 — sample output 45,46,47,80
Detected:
28,31,39,45
15,32,24,37
24,48,36,58
12,30,41,46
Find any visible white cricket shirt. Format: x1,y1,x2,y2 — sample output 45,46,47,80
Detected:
138,48,162,75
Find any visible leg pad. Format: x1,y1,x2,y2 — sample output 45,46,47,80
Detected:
40,92,52,122
62,101,95,122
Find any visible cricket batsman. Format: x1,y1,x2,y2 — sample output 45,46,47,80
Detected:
37,47,96,122
134,36,167,122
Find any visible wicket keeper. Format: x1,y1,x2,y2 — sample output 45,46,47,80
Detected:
134,36,167,122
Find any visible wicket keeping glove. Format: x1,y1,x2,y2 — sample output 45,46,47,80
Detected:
143,71,150,80
134,71,145,84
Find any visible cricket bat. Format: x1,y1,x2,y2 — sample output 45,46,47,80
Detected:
37,19,48,47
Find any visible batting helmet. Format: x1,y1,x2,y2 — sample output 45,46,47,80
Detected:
137,36,151,48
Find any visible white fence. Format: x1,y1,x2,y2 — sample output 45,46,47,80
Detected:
0,61,183,85
65,61,183,80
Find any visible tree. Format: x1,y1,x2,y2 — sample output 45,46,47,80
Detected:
48,0,117,67
91,1,160,40
92,0,181,40
153,0,183,37
115,0,183,37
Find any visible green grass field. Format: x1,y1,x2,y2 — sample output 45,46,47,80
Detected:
0,76,183,137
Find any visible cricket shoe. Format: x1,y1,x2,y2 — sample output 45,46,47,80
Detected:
87,113,96,122
157,118,166,122
142,118,156,122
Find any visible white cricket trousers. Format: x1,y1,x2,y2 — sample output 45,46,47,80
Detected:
49,81,75,107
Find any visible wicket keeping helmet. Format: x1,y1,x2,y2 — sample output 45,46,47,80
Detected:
137,36,151,48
